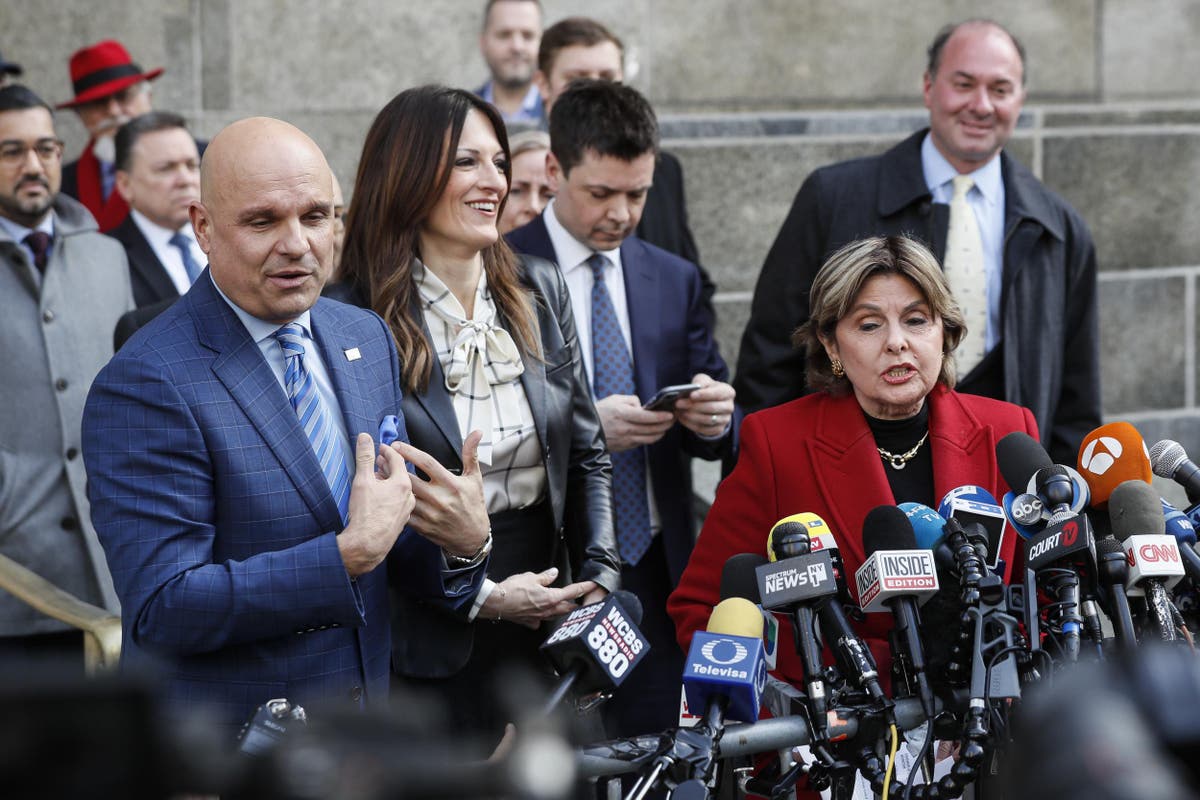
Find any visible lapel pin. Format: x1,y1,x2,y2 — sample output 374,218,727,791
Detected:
344,347,361,362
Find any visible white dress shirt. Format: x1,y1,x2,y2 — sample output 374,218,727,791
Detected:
130,210,206,295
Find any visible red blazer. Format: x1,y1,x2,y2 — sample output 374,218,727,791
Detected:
668,383,1038,692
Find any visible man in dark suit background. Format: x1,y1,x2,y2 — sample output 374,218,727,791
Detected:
108,111,204,348
83,116,489,733
532,16,716,324
507,80,736,739
734,19,1100,463
108,112,203,308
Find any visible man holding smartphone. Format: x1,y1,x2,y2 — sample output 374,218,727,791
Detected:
507,80,737,740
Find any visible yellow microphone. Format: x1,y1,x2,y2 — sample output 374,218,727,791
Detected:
706,597,764,637
767,512,833,562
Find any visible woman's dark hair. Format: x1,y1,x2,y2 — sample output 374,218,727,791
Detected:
338,85,539,394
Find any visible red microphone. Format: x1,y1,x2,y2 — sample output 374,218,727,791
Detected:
1076,421,1152,508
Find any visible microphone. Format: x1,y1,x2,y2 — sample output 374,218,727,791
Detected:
1022,504,1096,661
997,431,1054,495
1094,536,1138,650
1110,481,1184,642
1150,439,1200,506
1163,499,1198,546
631,599,767,796
761,514,885,706
903,501,1014,692
539,590,649,714
719,552,779,670
787,512,854,607
1077,421,1153,509
902,501,947,552
760,517,837,740
1162,499,1200,585
997,432,1091,532
996,431,1054,536
855,506,938,718
938,485,1009,572
681,598,767,725
902,500,963,577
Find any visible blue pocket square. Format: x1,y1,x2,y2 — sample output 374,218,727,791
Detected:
378,415,400,446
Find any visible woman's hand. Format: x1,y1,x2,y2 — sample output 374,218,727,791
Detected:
673,373,736,437
392,430,490,557
481,569,601,629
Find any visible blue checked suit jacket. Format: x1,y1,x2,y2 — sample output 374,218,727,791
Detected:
83,271,483,731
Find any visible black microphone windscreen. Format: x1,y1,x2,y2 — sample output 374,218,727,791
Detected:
720,553,767,603
1095,536,1125,558
996,431,1053,494
1108,481,1167,541
862,505,917,556
769,520,812,560
610,589,644,626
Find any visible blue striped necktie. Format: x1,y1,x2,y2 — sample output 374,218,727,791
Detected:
588,252,652,566
169,232,204,284
274,323,352,523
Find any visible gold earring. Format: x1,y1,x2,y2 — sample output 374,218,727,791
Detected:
831,358,845,377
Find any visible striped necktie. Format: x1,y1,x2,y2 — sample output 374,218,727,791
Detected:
588,252,652,566
943,175,988,377
273,323,352,523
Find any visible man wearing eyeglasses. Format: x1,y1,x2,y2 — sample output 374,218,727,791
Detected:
0,84,133,664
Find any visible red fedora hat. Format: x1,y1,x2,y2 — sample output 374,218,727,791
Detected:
57,39,163,109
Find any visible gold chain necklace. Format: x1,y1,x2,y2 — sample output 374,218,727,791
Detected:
877,430,930,470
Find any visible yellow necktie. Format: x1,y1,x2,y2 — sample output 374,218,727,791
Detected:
944,175,988,377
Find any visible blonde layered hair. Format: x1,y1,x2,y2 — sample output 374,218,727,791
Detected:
794,235,966,395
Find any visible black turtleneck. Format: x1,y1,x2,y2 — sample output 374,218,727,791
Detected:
864,402,934,507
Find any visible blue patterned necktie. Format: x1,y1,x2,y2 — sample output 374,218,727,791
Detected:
588,253,652,566
274,323,352,523
169,231,204,284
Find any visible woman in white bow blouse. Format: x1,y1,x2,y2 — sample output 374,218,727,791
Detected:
331,86,620,737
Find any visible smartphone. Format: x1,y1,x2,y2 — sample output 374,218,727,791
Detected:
643,383,701,411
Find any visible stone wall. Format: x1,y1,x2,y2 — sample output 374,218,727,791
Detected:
5,0,1200,491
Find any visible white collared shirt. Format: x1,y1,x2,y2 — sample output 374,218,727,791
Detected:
921,134,1006,351
544,199,632,384
209,273,354,486
130,210,206,295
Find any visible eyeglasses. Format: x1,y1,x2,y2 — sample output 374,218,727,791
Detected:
0,139,65,167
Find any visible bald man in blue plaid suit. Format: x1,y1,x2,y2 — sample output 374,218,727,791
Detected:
82,118,489,734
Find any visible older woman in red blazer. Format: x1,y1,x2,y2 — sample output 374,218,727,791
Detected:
669,235,1038,706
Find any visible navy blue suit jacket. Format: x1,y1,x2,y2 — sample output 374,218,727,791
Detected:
83,272,483,730
507,215,737,583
